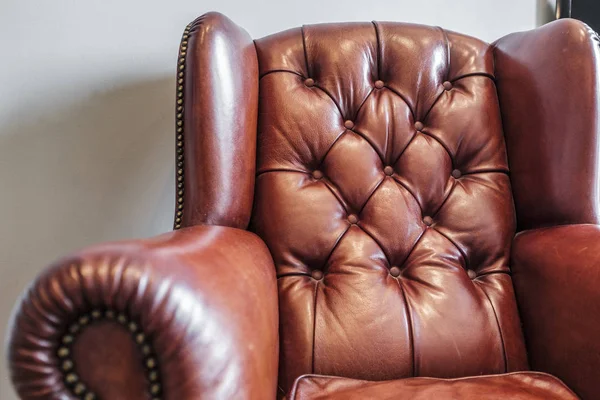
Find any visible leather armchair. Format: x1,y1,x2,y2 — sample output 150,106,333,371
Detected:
6,12,600,400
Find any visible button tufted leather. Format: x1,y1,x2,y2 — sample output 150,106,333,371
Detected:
253,21,527,394
312,270,324,280
312,170,324,180
347,214,359,225
304,78,315,87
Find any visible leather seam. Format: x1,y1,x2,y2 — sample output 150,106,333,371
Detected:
310,280,319,375
372,21,382,79
396,277,416,377
474,281,509,373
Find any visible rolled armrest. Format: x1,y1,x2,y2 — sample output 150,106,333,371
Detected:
512,224,600,400
7,225,278,400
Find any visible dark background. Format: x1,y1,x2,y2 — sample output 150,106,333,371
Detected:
567,0,600,32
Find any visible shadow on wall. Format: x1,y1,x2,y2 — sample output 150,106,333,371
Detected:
0,77,175,399
537,0,556,26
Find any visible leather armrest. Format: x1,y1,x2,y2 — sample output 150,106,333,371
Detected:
7,225,278,400
512,224,600,400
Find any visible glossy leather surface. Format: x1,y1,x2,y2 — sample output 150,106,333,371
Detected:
289,373,577,400
512,224,600,400
8,225,279,399
253,21,527,393
8,13,599,400
494,19,600,231
179,12,259,229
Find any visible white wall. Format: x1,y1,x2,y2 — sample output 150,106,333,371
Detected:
1,0,546,398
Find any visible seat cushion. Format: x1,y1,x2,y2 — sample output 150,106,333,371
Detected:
288,372,578,399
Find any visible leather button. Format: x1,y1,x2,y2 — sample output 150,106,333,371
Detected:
467,269,477,279
312,170,323,179
389,266,401,277
304,78,315,87
344,120,355,129
384,166,394,176
347,214,359,224
374,80,384,89
443,81,453,90
423,216,433,226
452,169,462,178
415,121,424,131
312,270,324,280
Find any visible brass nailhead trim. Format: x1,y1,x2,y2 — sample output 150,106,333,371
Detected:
173,23,192,230
57,310,161,400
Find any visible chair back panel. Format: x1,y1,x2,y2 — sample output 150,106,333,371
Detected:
251,22,528,393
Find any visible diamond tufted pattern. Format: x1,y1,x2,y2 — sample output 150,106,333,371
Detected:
252,22,528,394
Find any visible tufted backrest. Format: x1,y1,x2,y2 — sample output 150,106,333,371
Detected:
250,22,528,395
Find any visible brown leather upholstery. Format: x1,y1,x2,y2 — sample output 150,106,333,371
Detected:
494,19,600,231
512,224,600,400
7,12,599,400
253,21,527,392
289,373,578,399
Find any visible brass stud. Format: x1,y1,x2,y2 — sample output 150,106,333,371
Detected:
65,373,78,384
150,383,161,395
179,64,184,70
78,315,90,325
177,134,182,140
177,204,183,210
62,360,74,371
177,120,183,127
178,72,184,78
175,217,181,223
148,370,159,381
146,358,157,369
74,383,86,395
177,105,183,112
177,155,183,161
177,92,183,98
84,393,96,400
69,324,80,333
176,211,182,217
174,224,181,229
117,314,127,324
57,347,70,358
105,310,115,319
177,113,182,119
178,197,183,203
62,335,74,344
91,310,102,319
141,344,152,356
128,322,138,332
135,333,146,344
